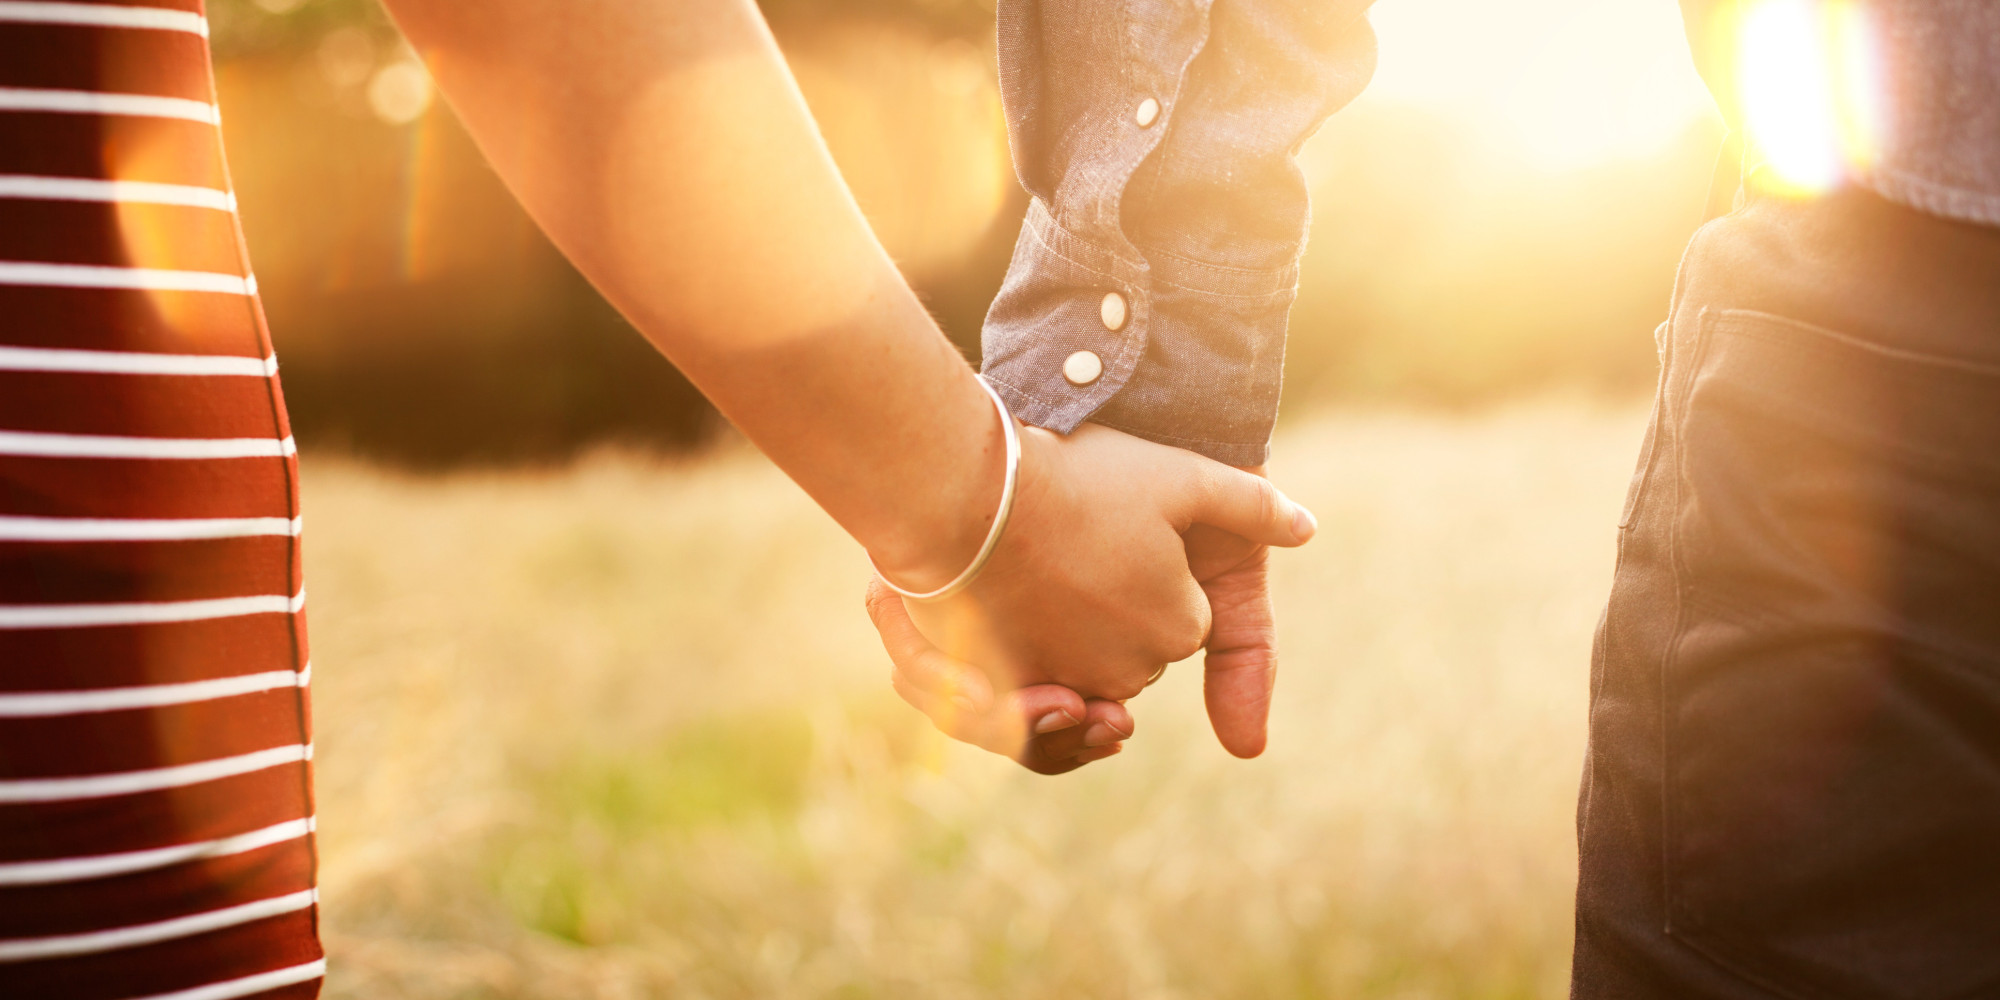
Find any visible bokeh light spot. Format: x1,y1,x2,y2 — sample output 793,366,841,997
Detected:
368,58,433,126
317,27,375,91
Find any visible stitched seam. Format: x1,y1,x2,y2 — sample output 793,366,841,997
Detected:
1148,275,1296,300
1650,306,1834,1000
1658,308,1710,945
1143,244,1298,280
1655,313,1845,1000
1717,308,2000,377
1087,416,1263,452
1024,205,1131,284
1128,2,1214,221
1017,212,1151,417
984,373,1077,413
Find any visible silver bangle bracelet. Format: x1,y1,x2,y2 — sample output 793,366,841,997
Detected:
869,375,1021,603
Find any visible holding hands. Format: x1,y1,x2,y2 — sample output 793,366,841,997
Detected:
868,417,1315,774
385,0,1314,778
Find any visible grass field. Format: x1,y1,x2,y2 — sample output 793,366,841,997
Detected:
303,403,1644,1000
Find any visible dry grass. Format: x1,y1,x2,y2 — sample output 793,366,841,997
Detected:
303,403,1644,1000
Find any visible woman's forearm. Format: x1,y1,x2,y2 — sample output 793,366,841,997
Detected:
378,0,1001,584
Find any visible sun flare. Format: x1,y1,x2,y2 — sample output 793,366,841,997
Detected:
1736,0,1883,196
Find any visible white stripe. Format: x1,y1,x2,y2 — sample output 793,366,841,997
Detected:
0,430,294,459
0,515,300,541
0,87,217,124
0,261,248,294
126,959,328,1000
0,590,304,630
0,666,308,717
0,743,311,803
0,2,207,35
0,175,233,210
0,817,314,886
0,888,316,962
0,345,273,376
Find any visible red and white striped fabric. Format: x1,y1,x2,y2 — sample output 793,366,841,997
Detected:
0,2,324,998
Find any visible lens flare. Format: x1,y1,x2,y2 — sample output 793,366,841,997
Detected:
1736,0,1882,196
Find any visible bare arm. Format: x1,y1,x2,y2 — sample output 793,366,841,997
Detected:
380,0,994,582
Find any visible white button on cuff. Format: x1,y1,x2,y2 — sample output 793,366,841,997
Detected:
1063,350,1104,386
1134,97,1161,128
1100,291,1128,332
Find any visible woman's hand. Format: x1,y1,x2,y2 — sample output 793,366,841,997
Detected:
869,424,1314,769
866,579,1136,773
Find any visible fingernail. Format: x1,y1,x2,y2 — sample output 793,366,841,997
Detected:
952,694,983,717
1076,743,1124,764
1034,710,1079,735
1291,504,1318,542
1082,721,1128,748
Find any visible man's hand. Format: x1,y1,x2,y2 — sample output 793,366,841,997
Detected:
1183,521,1281,758
868,430,1311,771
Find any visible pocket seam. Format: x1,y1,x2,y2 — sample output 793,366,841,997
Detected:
1716,309,2000,378
1658,307,1711,938
1617,323,1670,530
1657,309,1837,1000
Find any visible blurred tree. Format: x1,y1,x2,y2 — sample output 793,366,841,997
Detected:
207,0,1012,465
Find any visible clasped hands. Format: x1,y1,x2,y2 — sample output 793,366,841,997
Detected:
867,421,1316,774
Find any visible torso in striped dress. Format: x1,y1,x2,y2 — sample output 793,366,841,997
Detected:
0,2,324,998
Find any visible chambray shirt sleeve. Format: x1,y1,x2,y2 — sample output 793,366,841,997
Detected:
981,0,1378,466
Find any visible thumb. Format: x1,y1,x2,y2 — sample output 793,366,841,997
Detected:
1184,464,1317,548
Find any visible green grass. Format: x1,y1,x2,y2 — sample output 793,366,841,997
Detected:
304,403,1642,999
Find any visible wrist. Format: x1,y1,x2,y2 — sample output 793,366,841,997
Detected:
866,378,1025,596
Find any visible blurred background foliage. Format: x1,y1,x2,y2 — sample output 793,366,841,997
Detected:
208,0,1720,465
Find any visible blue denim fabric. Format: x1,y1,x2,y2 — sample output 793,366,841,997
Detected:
981,0,1376,466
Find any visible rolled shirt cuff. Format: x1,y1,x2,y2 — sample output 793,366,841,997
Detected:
980,198,1296,468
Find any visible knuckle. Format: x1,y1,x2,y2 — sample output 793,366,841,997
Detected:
1253,477,1279,529
1167,624,1207,662
862,579,897,621
1145,625,1206,668
1103,676,1149,702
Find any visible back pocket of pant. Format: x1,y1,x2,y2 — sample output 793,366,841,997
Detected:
1663,309,2000,1000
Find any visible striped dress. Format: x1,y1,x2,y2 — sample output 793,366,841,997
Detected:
0,2,324,999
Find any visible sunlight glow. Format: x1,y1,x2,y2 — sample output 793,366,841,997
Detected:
1365,0,1715,171
1736,0,1882,196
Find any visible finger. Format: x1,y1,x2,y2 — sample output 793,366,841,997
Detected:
866,577,993,713
980,684,1090,759
1181,466,1317,548
1028,698,1135,760
1204,645,1275,758
1201,558,1278,759
1020,747,1106,776
1002,685,1087,739
890,667,1000,749
1022,736,1123,775
889,659,1088,758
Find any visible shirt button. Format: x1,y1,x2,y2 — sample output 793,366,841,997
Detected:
1063,350,1104,386
1100,291,1128,331
1134,97,1161,128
